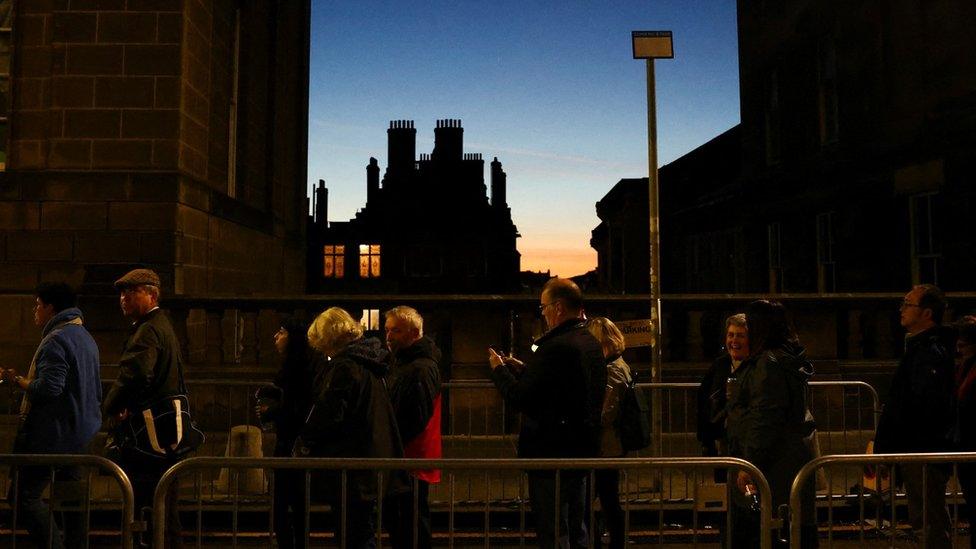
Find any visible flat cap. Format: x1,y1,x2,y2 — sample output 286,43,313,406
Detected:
114,268,161,290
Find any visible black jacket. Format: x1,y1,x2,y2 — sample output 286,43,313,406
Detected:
696,353,733,455
727,343,816,512
387,336,442,445
490,319,606,458
261,348,326,456
103,309,183,416
294,337,403,501
875,325,956,453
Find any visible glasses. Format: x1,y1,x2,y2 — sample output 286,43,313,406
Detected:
538,301,558,313
900,301,922,309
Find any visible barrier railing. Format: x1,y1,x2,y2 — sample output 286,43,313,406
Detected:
789,452,976,548
0,454,136,549
153,456,774,549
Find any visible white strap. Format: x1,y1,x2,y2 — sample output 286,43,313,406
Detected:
142,408,165,454
171,398,184,450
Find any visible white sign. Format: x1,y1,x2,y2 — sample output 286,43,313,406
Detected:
614,319,655,348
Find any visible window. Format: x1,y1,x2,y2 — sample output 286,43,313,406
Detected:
817,37,839,146
764,70,781,166
359,244,381,278
910,193,942,285
360,309,380,331
0,0,12,171
323,245,345,278
767,222,782,293
816,212,836,292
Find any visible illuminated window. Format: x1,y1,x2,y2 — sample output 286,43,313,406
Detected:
323,245,345,278
359,244,381,278
361,309,380,331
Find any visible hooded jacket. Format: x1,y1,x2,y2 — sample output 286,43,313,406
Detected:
875,325,956,453
295,337,404,501
388,336,442,446
19,307,102,453
727,342,816,512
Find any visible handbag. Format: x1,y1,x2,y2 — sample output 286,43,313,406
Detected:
106,356,204,462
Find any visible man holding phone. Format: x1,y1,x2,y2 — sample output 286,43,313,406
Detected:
488,278,606,549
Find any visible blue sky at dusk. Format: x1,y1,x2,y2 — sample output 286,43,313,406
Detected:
308,0,740,277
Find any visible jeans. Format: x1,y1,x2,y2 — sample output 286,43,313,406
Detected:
273,469,309,549
528,471,589,549
9,465,87,549
593,469,623,549
901,463,951,549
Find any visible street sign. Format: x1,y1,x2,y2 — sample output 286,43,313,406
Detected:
615,318,656,348
632,31,674,59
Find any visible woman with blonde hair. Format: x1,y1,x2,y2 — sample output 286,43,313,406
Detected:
296,306,404,549
585,316,632,549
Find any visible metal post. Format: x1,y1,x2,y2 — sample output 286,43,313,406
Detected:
645,57,664,460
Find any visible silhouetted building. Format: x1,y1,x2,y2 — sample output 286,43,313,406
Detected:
590,178,649,294
308,120,521,293
594,0,976,294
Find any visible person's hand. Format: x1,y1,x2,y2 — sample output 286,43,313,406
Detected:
488,348,505,370
255,404,270,418
736,470,753,494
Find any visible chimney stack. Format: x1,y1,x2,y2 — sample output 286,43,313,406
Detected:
387,120,416,175
491,157,507,208
315,179,328,226
433,118,463,162
367,157,380,203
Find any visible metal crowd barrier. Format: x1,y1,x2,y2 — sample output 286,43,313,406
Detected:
153,456,774,549
0,454,136,549
789,452,976,548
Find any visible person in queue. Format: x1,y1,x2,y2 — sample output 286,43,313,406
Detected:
488,278,606,549
256,317,325,549
382,306,443,549
697,313,749,459
726,300,817,549
296,307,404,549
4,282,102,549
103,268,185,549
952,315,976,549
874,284,954,549
585,317,631,549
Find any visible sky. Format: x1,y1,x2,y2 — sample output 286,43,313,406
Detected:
308,0,740,278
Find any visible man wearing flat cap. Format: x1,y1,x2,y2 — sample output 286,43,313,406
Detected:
104,268,184,548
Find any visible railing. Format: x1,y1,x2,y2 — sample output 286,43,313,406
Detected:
152,456,775,549
0,454,136,549
789,452,976,548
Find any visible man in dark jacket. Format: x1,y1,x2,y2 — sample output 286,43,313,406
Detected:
383,305,442,549
489,278,606,549
875,284,955,549
104,268,185,549
4,282,102,549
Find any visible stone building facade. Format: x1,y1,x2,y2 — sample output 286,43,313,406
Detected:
0,0,310,366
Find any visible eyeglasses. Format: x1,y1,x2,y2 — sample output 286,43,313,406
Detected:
900,301,922,309
538,301,557,313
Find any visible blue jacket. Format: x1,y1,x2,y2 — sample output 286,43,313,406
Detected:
20,307,103,453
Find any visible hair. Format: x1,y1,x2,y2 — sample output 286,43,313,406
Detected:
914,284,947,325
542,277,583,313
585,317,626,359
280,316,311,360
35,282,77,313
143,284,161,302
725,313,747,330
955,315,976,346
384,305,423,336
307,307,363,356
745,300,798,355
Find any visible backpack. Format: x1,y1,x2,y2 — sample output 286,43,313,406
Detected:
616,378,651,452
